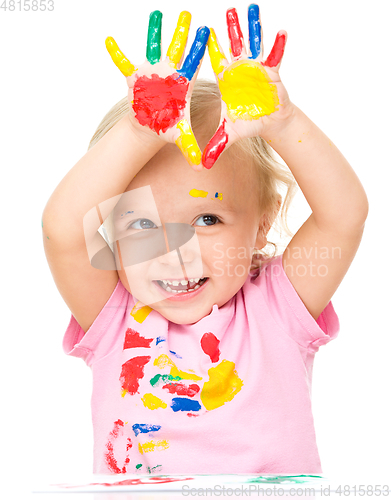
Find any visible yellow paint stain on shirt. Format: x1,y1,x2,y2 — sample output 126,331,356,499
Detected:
121,389,128,398
153,354,202,381
200,359,243,410
217,61,279,122
138,439,169,454
130,302,153,323
175,119,202,166
189,189,208,198
141,393,167,410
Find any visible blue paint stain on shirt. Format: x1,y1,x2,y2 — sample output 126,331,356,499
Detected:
156,336,166,345
132,423,161,436
171,397,201,412
169,350,182,359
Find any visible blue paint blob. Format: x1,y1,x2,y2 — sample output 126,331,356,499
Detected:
132,423,161,436
177,26,210,81
171,397,201,412
248,4,261,59
156,336,166,345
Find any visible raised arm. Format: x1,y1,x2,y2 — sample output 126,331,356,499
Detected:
42,11,210,333
204,4,368,320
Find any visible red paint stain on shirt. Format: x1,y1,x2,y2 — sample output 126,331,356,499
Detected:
132,74,189,134
200,332,220,363
162,382,200,397
123,328,153,349
120,356,151,395
104,419,132,474
202,119,229,169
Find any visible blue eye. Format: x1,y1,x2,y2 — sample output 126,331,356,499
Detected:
194,215,220,227
127,218,158,230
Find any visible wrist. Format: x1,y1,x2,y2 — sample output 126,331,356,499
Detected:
261,102,300,143
123,113,166,150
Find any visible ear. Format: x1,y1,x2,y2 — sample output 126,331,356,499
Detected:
255,195,282,249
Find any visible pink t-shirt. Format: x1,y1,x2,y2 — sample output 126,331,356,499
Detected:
63,254,339,475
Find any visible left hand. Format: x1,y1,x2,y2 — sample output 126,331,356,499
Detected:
203,4,294,169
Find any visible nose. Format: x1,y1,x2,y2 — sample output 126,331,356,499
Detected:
157,223,198,265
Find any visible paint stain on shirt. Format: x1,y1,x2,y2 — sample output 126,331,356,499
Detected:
123,328,153,349
138,439,169,454
120,356,151,396
141,393,168,410
200,359,243,410
201,332,221,363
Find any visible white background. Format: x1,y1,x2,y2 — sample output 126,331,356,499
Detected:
1,0,390,496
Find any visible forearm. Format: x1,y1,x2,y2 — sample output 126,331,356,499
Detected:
42,115,164,244
262,104,369,233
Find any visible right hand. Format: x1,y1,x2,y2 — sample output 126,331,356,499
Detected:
106,11,210,171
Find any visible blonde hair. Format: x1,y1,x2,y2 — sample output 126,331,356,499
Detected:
89,79,297,263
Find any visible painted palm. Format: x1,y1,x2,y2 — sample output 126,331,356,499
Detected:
106,11,210,169
203,4,291,169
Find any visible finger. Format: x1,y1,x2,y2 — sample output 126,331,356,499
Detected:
146,10,163,64
105,37,136,77
175,119,202,169
248,4,261,60
226,8,246,59
202,119,230,170
262,30,287,68
207,28,229,76
166,11,191,68
177,26,210,81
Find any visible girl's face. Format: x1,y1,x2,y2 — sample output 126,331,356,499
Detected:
114,143,269,325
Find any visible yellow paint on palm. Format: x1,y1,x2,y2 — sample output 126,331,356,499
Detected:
141,393,167,410
200,359,243,410
138,439,169,454
217,61,279,121
189,189,208,198
175,119,201,165
153,354,202,381
166,11,191,67
105,37,136,77
130,301,152,323
207,28,226,75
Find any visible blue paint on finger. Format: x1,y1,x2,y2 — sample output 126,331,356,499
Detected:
177,26,210,80
248,4,261,59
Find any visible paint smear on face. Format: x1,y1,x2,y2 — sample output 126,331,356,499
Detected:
120,356,151,396
200,332,220,363
104,419,132,474
133,74,188,134
162,382,200,397
138,439,169,454
202,119,229,169
141,393,168,410
217,61,279,121
175,119,202,165
123,328,153,349
171,397,202,412
154,354,202,381
150,373,182,387
132,423,161,436
200,359,243,410
130,302,153,323
215,192,223,200
189,189,208,198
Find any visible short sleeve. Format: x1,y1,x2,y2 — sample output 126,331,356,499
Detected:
255,254,340,350
62,278,133,365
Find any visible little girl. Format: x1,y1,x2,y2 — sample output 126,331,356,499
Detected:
42,6,368,475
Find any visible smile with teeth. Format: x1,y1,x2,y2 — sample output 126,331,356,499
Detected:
155,277,209,293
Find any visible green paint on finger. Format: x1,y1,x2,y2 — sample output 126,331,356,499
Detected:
147,10,162,64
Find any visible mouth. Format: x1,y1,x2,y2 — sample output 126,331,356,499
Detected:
153,277,209,294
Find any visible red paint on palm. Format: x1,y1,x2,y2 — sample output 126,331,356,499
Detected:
202,119,229,169
123,328,153,349
200,332,220,363
133,73,189,134
263,32,286,67
119,355,151,395
227,8,244,58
